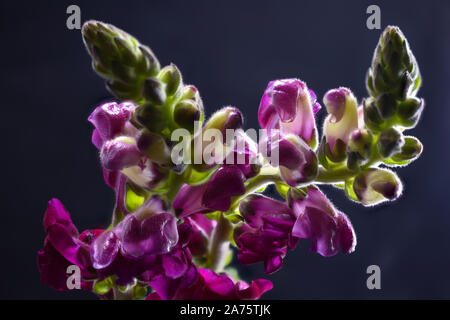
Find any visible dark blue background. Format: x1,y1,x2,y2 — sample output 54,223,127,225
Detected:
1,0,449,299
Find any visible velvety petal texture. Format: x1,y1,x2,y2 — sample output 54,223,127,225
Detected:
91,196,178,270
88,101,136,149
37,199,102,290
173,166,246,217
291,187,356,256
235,194,298,273
258,79,319,147
275,135,318,187
88,101,166,190
147,268,272,300
322,87,359,151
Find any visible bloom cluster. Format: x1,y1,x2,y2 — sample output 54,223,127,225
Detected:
37,22,424,299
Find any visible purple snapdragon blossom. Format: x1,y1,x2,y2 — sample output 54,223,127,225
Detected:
37,199,102,291
235,187,356,273
89,102,166,189
38,22,424,300
258,79,320,187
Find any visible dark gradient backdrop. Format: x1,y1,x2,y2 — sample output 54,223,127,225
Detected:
1,0,449,299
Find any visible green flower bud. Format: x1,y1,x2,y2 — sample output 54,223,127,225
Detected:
82,21,160,101
318,137,347,168
136,130,171,165
181,85,200,100
376,93,397,119
377,128,404,158
384,136,423,166
158,64,182,97
204,107,243,133
396,97,424,128
135,102,167,133
142,78,166,105
346,129,373,169
367,26,421,99
363,98,384,132
173,100,202,132
350,168,403,206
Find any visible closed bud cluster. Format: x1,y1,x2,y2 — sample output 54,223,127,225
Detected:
364,26,424,132
82,20,160,100
366,26,420,99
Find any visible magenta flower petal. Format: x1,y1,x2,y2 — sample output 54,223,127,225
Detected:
148,268,272,300
258,79,318,146
235,278,274,300
235,195,297,274
121,212,179,258
291,187,356,257
174,166,246,217
88,101,136,147
90,230,120,269
202,166,246,211
100,137,142,171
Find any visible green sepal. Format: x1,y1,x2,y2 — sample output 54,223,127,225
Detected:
125,184,146,212
275,182,290,198
183,165,218,186
344,177,358,202
132,285,148,300
93,277,114,295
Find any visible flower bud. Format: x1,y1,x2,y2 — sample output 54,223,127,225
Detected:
322,88,359,161
158,64,182,97
100,136,142,171
384,136,423,166
346,129,373,169
258,79,319,148
366,26,420,99
88,101,136,148
363,97,384,132
142,78,166,105
376,93,397,119
105,80,142,101
350,168,403,206
191,107,243,172
377,128,404,158
173,100,202,133
273,134,318,187
204,107,243,134
135,102,167,134
396,97,424,128
136,130,171,165
318,136,347,168
181,85,200,101
82,21,160,100
347,129,373,159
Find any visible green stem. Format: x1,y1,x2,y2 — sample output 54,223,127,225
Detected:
206,213,232,272
165,171,185,202
316,166,355,183
229,166,282,211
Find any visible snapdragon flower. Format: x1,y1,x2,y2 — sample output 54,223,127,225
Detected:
37,22,425,300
